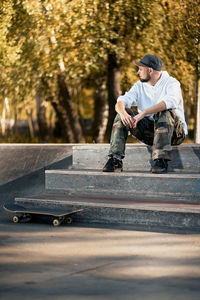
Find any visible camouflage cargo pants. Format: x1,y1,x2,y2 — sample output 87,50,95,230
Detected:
109,108,185,161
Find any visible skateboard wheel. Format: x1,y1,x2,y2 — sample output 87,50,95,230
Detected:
53,219,60,227
13,216,19,223
66,217,72,224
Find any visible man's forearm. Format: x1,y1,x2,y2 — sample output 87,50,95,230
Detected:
142,101,167,116
115,101,127,115
132,100,167,128
115,100,167,129
116,100,166,116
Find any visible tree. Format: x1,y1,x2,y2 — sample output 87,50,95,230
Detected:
175,0,200,143
1,0,86,142
70,0,156,139
158,0,200,142
1,0,198,143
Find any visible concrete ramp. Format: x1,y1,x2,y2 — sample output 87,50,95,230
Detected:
12,143,200,230
0,144,73,185
0,144,72,211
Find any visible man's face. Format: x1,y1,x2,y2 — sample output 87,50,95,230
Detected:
137,66,151,82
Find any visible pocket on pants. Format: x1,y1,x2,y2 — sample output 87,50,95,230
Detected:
170,112,185,145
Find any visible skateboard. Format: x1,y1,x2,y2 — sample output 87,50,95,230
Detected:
3,203,84,227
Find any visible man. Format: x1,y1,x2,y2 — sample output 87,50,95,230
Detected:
103,54,187,174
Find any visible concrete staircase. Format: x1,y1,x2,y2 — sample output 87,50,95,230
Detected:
15,144,200,230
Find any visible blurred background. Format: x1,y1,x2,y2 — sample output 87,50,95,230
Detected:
0,0,199,144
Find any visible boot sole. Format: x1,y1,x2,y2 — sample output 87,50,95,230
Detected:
152,168,167,174
114,168,123,172
102,168,123,172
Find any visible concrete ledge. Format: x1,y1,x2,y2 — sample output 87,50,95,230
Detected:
72,144,200,173
14,196,200,230
45,170,200,203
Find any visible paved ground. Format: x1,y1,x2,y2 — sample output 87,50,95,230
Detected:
0,144,200,300
1,212,200,300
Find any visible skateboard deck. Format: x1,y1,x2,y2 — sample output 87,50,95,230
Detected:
3,203,84,226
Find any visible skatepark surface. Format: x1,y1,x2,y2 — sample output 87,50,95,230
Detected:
1,216,200,300
0,144,200,300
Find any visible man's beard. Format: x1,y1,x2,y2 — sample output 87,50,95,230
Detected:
140,74,151,83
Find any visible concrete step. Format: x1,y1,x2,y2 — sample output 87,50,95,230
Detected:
14,193,200,230
45,169,200,203
72,144,200,173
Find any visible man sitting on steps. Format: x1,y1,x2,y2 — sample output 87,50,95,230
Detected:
103,54,188,174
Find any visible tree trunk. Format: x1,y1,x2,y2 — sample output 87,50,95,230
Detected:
57,74,85,143
13,106,18,135
36,92,49,142
25,107,35,139
1,97,11,136
1,101,6,136
194,56,200,143
195,79,200,144
183,88,191,126
51,98,73,142
92,78,108,143
105,53,121,140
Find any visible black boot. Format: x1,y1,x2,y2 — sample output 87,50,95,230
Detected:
152,159,168,174
103,157,123,172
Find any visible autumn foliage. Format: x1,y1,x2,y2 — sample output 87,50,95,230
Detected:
0,0,199,142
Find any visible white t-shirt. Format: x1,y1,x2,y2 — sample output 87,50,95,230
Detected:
117,71,188,135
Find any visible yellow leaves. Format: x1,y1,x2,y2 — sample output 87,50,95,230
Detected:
0,0,197,117
22,0,41,16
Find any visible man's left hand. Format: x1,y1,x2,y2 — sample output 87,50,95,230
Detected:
132,111,146,128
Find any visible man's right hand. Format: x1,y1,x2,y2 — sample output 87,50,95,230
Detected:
119,112,136,128
115,101,135,128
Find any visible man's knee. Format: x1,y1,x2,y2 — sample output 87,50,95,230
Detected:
125,108,138,117
154,110,173,132
112,113,127,134
155,109,170,120
113,108,137,128
113,113,124,129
